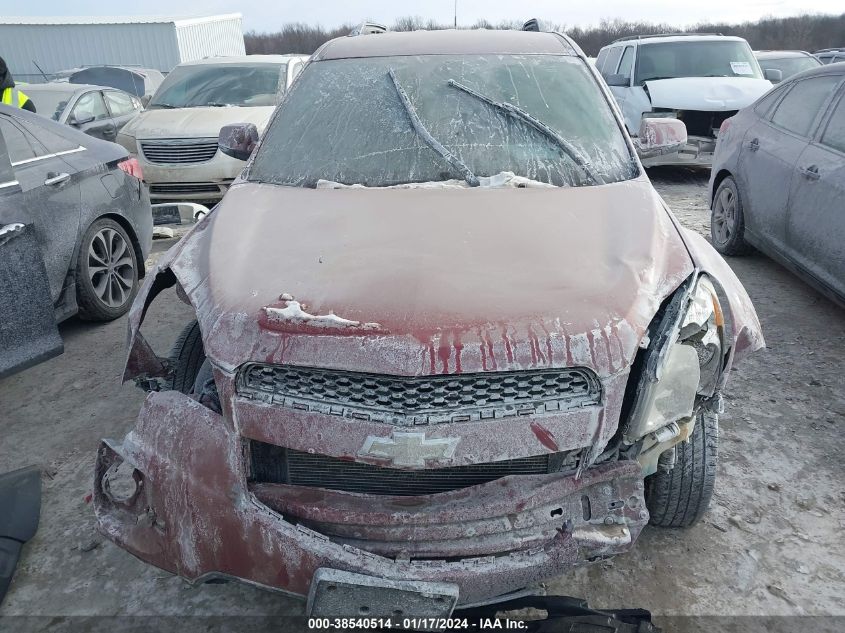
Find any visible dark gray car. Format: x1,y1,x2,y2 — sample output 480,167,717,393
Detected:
755,50,822,82
709,63,845,306
0,104,152,377
23,83,143,142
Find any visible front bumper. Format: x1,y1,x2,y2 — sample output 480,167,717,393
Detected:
139,151,246,203
641,135,717,167
94,390,648,606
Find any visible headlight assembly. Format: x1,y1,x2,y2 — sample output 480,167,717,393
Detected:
624,274,725,444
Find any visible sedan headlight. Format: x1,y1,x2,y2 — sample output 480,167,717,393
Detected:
625,275,725,443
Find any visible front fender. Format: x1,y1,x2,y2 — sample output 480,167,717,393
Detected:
678,227,764,366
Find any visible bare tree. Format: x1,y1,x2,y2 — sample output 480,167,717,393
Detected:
245,13,845,57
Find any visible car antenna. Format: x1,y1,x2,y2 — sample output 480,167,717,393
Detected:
32,60,50,82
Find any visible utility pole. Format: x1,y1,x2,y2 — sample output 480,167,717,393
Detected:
454,0,457,28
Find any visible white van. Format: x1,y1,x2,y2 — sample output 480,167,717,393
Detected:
595,34,775,166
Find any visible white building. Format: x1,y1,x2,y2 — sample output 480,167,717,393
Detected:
0,14,246,82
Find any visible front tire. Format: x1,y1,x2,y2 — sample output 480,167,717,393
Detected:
645,412,718,528
167,320,206,394
76,218,139,321
711,176,752,256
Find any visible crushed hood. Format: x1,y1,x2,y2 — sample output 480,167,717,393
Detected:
645,77,773,111
159,176,694,378
121,105,275,139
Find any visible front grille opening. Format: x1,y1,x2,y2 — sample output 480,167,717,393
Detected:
238,365,602,425
249,441,579,496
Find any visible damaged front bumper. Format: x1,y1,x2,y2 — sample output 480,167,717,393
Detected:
641,135,716,167
94,390,648,608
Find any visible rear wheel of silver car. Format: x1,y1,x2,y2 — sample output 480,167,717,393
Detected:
711,176,752,256
76,218,139,321
645,411,718,528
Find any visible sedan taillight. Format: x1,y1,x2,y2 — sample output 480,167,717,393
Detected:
118,157,143,181
718,117,733,136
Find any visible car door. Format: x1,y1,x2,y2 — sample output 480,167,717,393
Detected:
102,89,142,133
0,114,64,377
69,90,117,142
785,79,845,300
737,74,842,253
0,113,84,304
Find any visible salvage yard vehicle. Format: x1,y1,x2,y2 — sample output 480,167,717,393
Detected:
814,48,845,64
754,50,822,83
115,54,308,206
0,104,152,378
710,64,845,307
96,27,763,618
23,83,143,141
596,33,774,166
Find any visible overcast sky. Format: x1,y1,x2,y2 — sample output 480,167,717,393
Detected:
2,1,842,32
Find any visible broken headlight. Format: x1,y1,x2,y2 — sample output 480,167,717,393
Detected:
625,275,724,442
677,276,724,398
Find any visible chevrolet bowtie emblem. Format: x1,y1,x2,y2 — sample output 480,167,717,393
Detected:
359,432,460,467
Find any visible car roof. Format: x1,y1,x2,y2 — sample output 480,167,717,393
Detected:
177,55,305,67
755,50,814,59
606,34,746,47
22,83,117,95
313,29,577,61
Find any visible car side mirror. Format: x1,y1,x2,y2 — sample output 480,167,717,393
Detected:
218,123,260,161
141,95,151,108
68,111,95,126
633,118,687,159
763,68,783,83
604,73,629,87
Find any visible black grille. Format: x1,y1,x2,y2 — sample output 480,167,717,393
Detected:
238,365,601,425
149,183,223,195
140,139,219,164
249,442,573,496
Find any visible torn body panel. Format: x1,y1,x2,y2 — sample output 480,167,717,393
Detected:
94,391,647,604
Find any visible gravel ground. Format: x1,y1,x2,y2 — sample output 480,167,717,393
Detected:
1,168,843,630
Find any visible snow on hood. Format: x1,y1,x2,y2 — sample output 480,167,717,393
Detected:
645,77,773,111
316,172,556,189
120,105,275,139
161,176,695,379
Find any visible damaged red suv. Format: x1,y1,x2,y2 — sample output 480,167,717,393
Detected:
95,28,763,617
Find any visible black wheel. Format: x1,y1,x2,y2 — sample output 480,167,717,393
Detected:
76,218,139,321
645,412,718,528
167,320,206,394
710,176,752,256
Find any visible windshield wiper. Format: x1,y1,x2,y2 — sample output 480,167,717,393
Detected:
203,102,232,107
388,69,479,187
447,79,603,185
151,103,177,109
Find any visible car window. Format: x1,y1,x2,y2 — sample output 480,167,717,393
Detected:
758,56,821,80
73,91,110,121
0,117,40,163
755,83,788,117
635,40,762,84
149,63,285,108
820,92,845,153
770,75,841,137
25,90,73,121
617,47,634,79
595,48,609,73
16,118,79,154
602,47,623,76
250,54,637,188
104,90,140,116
